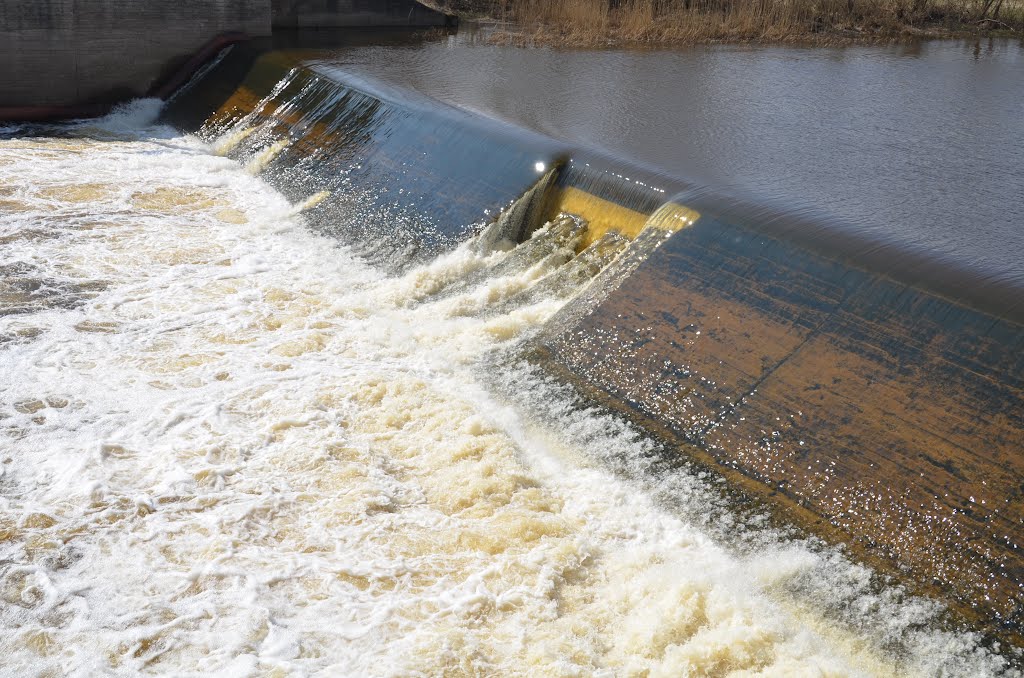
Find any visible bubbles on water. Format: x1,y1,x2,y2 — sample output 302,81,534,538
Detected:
88,98,166,133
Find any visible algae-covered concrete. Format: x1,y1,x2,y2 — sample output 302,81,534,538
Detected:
0,0,271,117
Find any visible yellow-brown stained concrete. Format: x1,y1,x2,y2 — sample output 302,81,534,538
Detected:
543,188,701,249
537,213,1024,641
203,51,315,128
166,49,327,133
544,187,649,248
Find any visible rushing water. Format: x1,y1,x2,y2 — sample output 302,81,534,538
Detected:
320,34,1024,288
0,103,1017,676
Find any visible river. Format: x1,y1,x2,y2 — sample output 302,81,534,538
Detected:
323,33,1024,287
0,36,1020,677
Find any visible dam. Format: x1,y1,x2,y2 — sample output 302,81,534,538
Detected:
1,14,1023,678
0,0,447,119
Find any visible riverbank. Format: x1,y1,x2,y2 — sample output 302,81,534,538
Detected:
419,0,1022,45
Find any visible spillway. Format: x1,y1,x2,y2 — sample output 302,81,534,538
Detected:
0,38,1021,675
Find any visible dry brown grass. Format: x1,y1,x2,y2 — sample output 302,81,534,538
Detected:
477,0,1023,45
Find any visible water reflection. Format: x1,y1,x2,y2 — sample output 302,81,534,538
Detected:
319,35,1024,286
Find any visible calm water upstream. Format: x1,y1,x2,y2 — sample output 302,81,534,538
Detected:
324,34,1024,288
0,33,1022,676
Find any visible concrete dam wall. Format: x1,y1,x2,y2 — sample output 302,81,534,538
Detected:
0,0,447,120
0,0,271,118
163,46,1024,646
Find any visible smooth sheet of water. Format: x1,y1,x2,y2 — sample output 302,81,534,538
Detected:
321,34,1024,288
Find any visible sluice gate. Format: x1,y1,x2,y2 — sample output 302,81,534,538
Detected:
165,45,1024,644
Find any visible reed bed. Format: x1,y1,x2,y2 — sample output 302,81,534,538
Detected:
443,0,1023,45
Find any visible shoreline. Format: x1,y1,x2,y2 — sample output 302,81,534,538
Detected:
419,0,1021,48
482,23,1020,48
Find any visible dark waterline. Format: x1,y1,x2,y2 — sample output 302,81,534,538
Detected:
308,31,1024,288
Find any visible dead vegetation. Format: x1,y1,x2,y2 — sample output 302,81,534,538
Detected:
424,0,1023,45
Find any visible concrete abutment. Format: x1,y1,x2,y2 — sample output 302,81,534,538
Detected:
0,0,447,120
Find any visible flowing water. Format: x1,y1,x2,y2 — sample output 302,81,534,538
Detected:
0,99,1018,676
321,34,1024,288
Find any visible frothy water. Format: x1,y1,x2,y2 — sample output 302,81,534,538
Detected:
0,102,1016,676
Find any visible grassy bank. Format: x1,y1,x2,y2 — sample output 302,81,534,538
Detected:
421,0,1022,45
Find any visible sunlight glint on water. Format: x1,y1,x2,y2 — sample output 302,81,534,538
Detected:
0,102,1012,676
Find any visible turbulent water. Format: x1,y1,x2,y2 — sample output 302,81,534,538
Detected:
0,103,1016,676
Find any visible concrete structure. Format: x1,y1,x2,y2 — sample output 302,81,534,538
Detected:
172,50,1024,640
272,0,449,27
532,163,1024,643
0,0,447,120
0,1,271,118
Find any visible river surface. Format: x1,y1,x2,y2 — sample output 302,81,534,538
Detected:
0,46,1020,677
321,33,1024,288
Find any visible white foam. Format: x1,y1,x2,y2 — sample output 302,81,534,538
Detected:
0,122,1015,677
